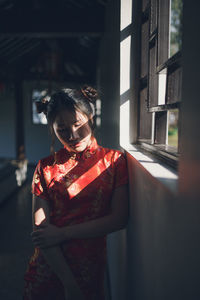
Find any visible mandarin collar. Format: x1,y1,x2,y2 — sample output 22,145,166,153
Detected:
64,137,98,161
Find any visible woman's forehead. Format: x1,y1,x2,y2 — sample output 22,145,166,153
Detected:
54,109,87,125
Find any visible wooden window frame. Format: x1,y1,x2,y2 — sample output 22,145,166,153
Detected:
137,0,182,168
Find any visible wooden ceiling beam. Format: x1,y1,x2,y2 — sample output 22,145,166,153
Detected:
8,41,40,63
0,37,15,49
0,37,27,55
3,39,38,58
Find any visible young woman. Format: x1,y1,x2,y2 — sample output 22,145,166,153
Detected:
23,86,129,300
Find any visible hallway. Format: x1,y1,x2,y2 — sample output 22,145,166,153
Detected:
0,0,200,299
0,168,34,300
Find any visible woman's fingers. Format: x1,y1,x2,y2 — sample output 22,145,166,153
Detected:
31,228,44,237
31,224,62,248
31,231,47,248
31,233,52,248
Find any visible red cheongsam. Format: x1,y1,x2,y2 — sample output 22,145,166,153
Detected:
24,138,128,300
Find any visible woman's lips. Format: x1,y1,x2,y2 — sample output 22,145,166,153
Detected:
69,141,83,148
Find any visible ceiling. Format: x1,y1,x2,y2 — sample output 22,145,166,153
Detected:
0,0,109,83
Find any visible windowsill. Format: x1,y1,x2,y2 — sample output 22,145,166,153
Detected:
121,142,178,194
138,141,179,169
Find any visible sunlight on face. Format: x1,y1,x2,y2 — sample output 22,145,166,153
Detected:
53,109,93,152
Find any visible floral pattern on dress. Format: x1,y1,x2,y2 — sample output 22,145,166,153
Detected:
24,138,128,300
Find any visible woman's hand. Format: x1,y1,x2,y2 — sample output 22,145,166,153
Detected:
31,224,65,248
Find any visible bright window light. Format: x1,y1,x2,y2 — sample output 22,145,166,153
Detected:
120,36,131,95
95,99,101,127
158,69,167,105
96,117,101,127
120,99,130,147
120,0,133,31
32,89,48,125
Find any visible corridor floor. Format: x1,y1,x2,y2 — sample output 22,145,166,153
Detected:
0,168,34,300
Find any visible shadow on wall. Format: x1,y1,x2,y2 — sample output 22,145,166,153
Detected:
126,152,200,300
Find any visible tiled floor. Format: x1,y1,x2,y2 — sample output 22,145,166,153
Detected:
0,168,34,300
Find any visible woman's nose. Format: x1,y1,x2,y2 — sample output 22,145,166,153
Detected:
69,128,79,140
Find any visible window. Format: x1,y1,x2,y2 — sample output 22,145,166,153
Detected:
138,0,183,166
32,89,49,125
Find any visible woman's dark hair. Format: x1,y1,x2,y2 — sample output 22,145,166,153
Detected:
36,86,98,128
35,86,98,154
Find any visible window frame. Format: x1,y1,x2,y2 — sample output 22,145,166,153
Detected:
136,0,182,168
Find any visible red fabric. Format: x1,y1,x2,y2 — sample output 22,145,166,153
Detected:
24,138,128,300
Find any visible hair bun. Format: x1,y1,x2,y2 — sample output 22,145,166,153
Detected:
81,86,98,103
35,98,49,114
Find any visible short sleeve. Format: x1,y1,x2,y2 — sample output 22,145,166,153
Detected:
32,160,48,200
113,152,129,188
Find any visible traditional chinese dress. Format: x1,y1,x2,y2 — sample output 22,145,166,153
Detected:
24,138,128,300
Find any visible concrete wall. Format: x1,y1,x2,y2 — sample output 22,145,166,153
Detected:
127,155,174,299
126,153,200,300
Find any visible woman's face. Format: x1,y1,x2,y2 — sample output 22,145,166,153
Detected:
53,109,93,152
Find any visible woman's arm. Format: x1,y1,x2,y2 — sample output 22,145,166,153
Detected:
64,184,129,239
32,184,128,247
32,195,83,299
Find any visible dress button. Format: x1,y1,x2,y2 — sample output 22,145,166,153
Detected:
85,151,91,158
70,153,76,160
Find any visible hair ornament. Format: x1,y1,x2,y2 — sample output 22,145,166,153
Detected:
35,97,49,115
80,86,98,103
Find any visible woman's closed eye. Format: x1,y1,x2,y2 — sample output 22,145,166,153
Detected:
58,128,68,133
74,122,82,128
57,129,72,138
